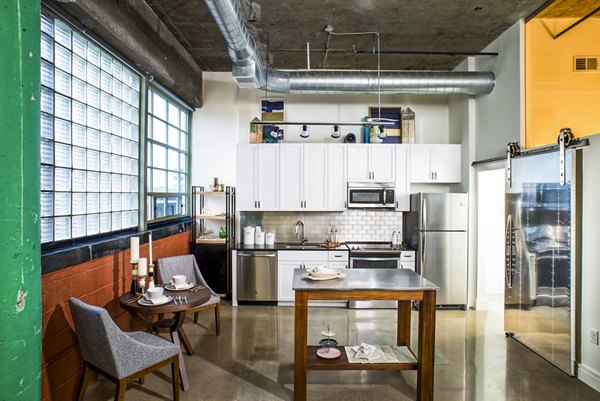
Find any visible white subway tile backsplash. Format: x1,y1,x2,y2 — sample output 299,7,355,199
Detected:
240,210,403,243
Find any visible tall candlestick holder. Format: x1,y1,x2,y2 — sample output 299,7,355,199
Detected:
130,260,139,295
148,263,155,290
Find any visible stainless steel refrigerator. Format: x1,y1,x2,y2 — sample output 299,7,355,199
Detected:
404,193,468,307
504,149,579,376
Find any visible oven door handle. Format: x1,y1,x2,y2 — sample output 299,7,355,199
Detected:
351,257,400,262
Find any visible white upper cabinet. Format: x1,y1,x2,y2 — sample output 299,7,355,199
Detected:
303,144,328,210
409,144,461,183
346,145,370,181
279,143,327,211
395,144,410,211
279,144,303,210
237,144,279,211
237,144,258,211
327,144,347,211
347,144,395,182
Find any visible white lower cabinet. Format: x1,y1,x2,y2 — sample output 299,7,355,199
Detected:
278,251,328,303
400,250,416,271
277,250,348,306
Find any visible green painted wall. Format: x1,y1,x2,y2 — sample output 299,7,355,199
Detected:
0,1,42,400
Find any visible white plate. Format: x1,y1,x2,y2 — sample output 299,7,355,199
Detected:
164,282,195,291
138,294,173,306
302,273,346,281
316,347,341,359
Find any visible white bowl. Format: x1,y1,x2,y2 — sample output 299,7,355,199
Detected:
147,286,164,299
172,274,187,285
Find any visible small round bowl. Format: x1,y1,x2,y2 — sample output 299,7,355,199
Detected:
319,338,338,348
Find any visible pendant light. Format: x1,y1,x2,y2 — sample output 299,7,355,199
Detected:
300,124,310,138
330,125,340,138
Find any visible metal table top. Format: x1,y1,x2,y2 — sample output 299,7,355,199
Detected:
292,268,439,292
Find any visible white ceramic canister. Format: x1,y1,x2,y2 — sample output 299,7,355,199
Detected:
265,232,275,245
255,230,265,245
243,226,255,245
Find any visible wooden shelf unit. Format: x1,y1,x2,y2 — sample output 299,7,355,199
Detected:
195,238,226,244
192,186,236,296
195,214,228,220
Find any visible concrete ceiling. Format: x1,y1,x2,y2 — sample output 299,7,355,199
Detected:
145,0,555,72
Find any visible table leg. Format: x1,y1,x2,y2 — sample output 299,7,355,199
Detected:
294,291,308,401
170,330,189,391
397,300,411,347
417,290,436,401
178,327,194,356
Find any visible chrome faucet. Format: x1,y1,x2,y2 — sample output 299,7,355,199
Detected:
295,220,307,244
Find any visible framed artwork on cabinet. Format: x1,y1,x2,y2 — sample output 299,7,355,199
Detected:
261,99,285,143
369,107,402,144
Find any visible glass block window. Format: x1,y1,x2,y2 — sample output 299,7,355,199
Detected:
146,89,189,221
40,12,141,244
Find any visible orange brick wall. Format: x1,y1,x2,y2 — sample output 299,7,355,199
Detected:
41,231,191,401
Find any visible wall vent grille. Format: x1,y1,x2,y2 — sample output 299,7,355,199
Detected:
573,56,598,72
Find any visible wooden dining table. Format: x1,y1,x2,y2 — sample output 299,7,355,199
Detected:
119,286,210,391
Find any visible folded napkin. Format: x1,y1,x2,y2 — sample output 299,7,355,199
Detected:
307,265,339,276
143,295,168,304
352,343,377,361
171,281,190,289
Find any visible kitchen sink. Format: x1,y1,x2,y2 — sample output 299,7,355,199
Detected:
284,243,322,249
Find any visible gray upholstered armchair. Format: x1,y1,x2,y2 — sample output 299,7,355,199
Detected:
68,298,181,401
156,254,221,335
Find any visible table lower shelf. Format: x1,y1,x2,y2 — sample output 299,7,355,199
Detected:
306,346,418,370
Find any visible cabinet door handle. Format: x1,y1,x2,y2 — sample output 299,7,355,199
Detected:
396,200,398,208
344,200,347,208
254,200,257,208
258,200,261,208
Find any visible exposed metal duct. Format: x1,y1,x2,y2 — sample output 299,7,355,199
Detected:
204,0,495,95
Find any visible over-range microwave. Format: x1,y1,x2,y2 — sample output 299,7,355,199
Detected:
347,182,396,209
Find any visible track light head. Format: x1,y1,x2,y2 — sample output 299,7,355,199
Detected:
300,124,310,138
330,125,340,139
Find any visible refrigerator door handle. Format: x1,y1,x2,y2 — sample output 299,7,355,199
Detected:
419,232,426,271
505,214,513,288
421,196,427,230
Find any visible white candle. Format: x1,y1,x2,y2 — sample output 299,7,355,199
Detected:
138,257,147,276
130,237,140,263
149,233,153,263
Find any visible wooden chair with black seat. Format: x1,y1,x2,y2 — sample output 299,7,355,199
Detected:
156,254,221,335
68,297,180,401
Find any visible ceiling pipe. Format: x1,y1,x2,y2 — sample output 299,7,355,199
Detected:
203,0,495,95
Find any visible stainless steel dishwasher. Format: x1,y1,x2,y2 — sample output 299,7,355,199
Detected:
236,251,278,302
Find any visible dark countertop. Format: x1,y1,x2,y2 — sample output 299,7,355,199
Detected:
234,243,349,251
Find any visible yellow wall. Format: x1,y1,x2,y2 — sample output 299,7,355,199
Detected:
525,18,600,148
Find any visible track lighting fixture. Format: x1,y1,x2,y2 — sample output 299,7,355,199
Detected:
330,125,340,139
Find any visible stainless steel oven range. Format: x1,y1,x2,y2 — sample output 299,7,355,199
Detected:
347,242,401,308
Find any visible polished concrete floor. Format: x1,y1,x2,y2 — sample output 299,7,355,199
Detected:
84,300,599,401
